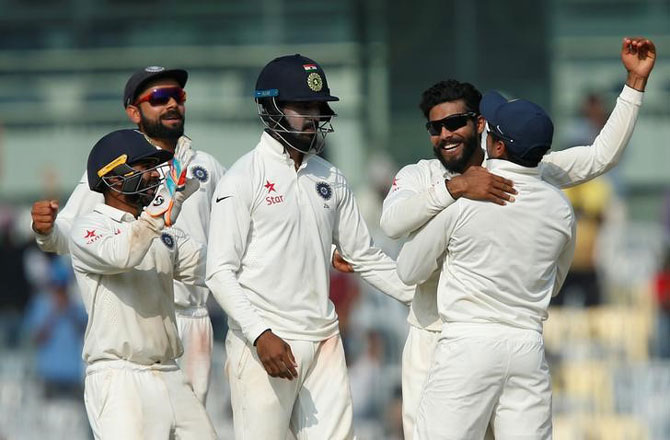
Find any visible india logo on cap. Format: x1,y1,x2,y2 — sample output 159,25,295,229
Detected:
307,72,323,92
145,66,165,72
303,64,318,71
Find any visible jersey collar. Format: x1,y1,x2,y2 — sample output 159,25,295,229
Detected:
259,131,315,167
93,203,136,223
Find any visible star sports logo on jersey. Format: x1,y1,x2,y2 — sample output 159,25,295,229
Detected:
265,179,284,205
84,229,102,245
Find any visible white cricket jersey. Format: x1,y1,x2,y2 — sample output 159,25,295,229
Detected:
69,204,207,365
382,84,643,331
35,147,225,308
397,159,576,332
206,132,414,345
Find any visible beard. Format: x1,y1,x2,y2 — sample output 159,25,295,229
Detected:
125,175,161,212
432,131,479,174
139,108,185,141
275,118,320,153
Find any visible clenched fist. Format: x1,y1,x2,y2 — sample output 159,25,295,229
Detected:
31,200,59,235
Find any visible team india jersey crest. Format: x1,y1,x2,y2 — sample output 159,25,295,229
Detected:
315,182,332,200
161,231,175,249
191,165,209,183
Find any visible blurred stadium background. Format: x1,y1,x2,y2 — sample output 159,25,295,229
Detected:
1,0,669,439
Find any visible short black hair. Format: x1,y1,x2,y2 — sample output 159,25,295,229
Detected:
489,130,547,167
419,79,482,119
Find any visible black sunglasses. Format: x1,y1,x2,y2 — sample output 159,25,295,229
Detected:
425,112,478,135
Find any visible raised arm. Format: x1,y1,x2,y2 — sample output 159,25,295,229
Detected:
540,37,655,188
69,214,162,275
69,175,198,275
33,172,103,255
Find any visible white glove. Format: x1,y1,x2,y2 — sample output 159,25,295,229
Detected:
166,135,194,196
144,177,200,227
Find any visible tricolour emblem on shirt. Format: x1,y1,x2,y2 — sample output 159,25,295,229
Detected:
161,232,175,249
315,182,332,201
191,165,209,183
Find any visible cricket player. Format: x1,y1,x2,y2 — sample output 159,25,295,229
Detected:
397,92,575,439
206,54,414,439
69,128,216,439
381,36,656,438
31,66,226,403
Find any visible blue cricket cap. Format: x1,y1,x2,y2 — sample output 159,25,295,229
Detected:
481,91,554,158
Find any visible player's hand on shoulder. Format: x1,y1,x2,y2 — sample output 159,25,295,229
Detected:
255,330,298,380
446,166,516,206
31,200,59,235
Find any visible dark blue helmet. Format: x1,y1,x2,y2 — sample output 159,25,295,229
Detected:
254,54,338,154
87,129,173,194
255,54,339,103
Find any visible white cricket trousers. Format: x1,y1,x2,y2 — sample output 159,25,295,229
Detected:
402,326,494,440
175,306,213,405
84,359,217,440
225,330,355,440
414,323,552,440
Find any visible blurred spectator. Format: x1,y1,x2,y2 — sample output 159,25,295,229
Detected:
349,330,385,420
0,207,31,348
22,257,86,400
652,248,670,358
383,385,404,440
329,266,361,358
553,92,616,307
356,151,400,257
555,179,612,306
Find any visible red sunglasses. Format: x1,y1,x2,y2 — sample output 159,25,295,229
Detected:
134,86,187,106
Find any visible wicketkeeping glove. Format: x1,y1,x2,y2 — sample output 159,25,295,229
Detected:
144,177,200,227
165,135,194,196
